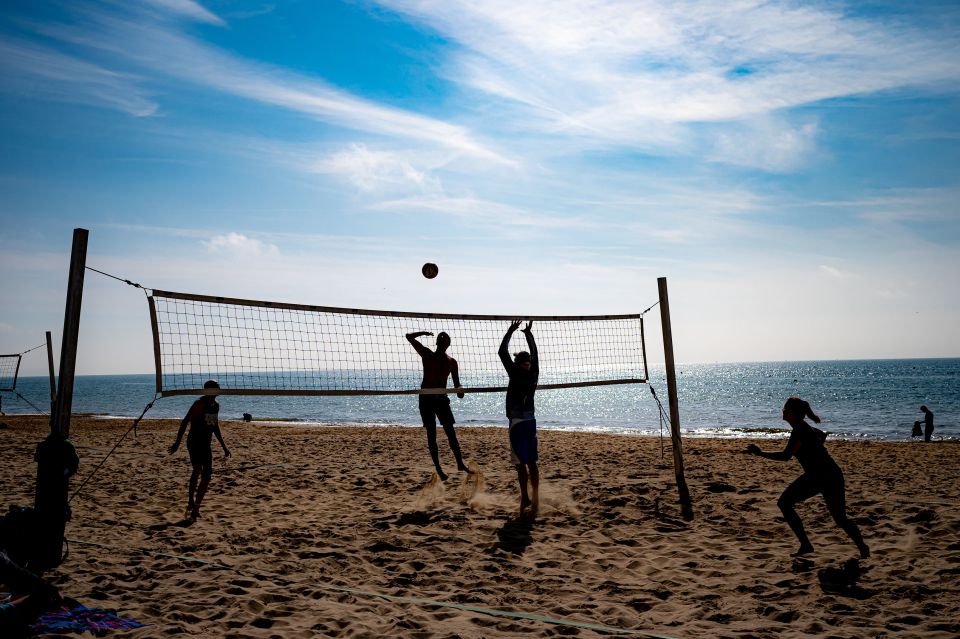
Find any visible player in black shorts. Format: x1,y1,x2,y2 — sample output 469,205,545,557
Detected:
406,331,468,481
747,397,869,558
169,379,230,520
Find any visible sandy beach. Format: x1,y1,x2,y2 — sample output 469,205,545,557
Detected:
1,414,958,638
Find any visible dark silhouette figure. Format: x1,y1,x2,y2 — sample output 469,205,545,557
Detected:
406,331,467,481
499,320,539,516
914,405,934,442
747,397,869,558
0,550,62,634
169,380,230,520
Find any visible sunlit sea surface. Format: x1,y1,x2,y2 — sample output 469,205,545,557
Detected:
3,359,956,441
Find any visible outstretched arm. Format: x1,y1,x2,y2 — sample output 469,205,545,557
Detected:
406,331,433,358
499,320,521,371
522,321,538,374
746,433,799,461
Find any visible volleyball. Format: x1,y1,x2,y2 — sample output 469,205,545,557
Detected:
422,263,439,279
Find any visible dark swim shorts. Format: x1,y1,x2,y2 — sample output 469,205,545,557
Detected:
509,418,538,465
187,443,213,478
419,394,455,428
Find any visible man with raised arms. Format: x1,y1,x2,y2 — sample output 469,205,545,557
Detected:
499,320,540,516
406,330,468,481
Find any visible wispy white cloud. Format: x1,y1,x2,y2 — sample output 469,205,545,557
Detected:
819,264,854,280
376,0,960,168
142,0,225,26
34,7,514,166
372,195,595,230
0,37,157,116
311,144,442,193
704,117,820,171
204,232,279,256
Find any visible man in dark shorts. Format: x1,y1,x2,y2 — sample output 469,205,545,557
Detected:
499,320,539,516
169,380,230,520
406,331,468,481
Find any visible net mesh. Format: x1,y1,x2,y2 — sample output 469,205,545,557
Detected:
149,291,648,396
0,354,21,391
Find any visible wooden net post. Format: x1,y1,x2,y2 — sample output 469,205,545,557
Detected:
46,330,56,412
34,228,86,569
657,277,693,521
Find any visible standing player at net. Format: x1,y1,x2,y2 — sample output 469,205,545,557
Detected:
499,320,540,516
169,379,231,520
406,331,469,481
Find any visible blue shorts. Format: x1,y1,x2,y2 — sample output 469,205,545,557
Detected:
509,418,538,466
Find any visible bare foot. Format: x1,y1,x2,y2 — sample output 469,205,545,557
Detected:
436,469,448,482
457,463,470,473
791,543,814,556
519,495,532,514
858,542,870,559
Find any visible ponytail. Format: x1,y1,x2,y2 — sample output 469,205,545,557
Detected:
784,396,820,423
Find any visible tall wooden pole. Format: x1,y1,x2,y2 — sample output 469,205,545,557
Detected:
46,330,57,411
51,229,88,438
35,228,86,569
658,277,693,521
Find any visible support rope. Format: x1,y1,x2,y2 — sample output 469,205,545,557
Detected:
18,343,46,356
69,395,159,503
639,299,660,316
84,266,148,291
13,391,49,416
647,385,669,459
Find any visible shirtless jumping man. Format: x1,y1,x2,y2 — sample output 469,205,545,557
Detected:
406,330,469,481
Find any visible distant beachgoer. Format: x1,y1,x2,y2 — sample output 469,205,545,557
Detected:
499,320,539,516
746,397,869,558
914,405,934,442
169,380,230,520
406,330,468,481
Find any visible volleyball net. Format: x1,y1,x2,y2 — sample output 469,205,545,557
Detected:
0,353,22,392
148,290,649,397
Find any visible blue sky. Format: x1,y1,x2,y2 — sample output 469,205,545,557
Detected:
1,0,958,375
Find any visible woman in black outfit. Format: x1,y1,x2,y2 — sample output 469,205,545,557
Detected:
747,397,870,558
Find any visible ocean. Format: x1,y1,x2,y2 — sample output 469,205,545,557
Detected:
2,358,956,441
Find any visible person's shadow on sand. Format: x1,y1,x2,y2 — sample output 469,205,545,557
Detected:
147,518,196,532
817,559,873,599
494,515,534,555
